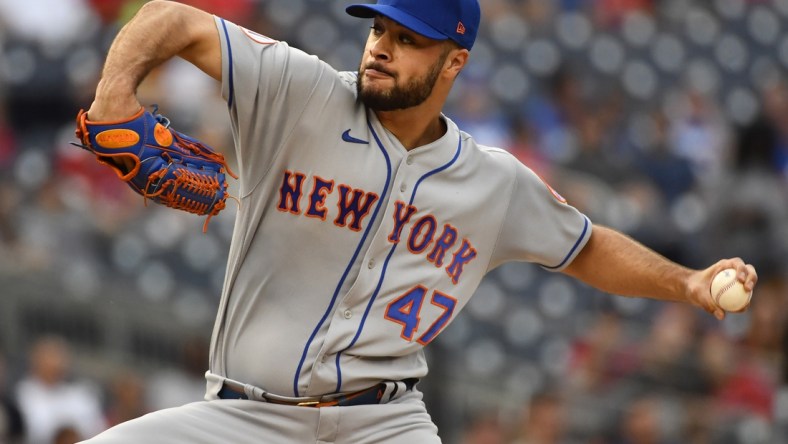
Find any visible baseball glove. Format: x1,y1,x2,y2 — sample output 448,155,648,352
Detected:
73,106,238,232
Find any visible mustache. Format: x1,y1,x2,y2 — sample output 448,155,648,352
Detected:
363,62,395,78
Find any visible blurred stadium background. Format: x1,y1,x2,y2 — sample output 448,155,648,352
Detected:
1,0,787,443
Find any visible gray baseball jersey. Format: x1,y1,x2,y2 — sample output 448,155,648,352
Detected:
206,17,591,399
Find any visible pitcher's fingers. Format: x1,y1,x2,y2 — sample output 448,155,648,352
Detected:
742,263,757,292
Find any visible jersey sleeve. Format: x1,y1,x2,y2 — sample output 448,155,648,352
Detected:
213,16,338,195
491,158,592,271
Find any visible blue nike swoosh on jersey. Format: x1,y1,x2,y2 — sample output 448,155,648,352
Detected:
342,129,369,144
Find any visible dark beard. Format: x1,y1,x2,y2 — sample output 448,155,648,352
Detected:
357,55,446,111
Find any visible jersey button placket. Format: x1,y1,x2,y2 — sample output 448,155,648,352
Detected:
343,309,353,319
402,155,414,193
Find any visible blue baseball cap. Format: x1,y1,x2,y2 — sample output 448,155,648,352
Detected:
346,0,481,50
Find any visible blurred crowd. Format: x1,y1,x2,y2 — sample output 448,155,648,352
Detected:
0,0,787,443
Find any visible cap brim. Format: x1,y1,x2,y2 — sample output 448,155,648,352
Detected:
346,4,448,41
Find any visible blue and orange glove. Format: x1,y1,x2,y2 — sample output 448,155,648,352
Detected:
74,106,238,232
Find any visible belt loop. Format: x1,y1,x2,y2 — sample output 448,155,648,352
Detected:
378,381,399,404
244,383,268,402
377,378,417,404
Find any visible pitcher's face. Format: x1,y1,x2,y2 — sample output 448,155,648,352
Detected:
357,16,450,111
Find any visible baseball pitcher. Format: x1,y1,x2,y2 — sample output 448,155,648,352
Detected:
75,0,758,442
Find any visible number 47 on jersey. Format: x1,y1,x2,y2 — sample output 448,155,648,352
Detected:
385,285,457,345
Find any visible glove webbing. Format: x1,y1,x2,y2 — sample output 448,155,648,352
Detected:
145,166,233,232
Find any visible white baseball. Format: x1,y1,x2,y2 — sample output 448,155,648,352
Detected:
710,268,752,312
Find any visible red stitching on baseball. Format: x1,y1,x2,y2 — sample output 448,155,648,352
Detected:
714,278,737,304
